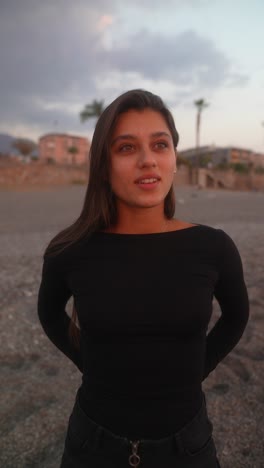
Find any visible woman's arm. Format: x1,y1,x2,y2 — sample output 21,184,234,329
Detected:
203,230,249,379
37,255,83,372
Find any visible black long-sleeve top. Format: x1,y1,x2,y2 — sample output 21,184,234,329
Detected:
37,225,249,439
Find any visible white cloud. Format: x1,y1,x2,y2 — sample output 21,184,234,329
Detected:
97,14,114,31
33,98,82,116
0,0,254,149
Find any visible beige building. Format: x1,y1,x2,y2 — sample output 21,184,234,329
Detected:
179,145,264,168
39,133,90,165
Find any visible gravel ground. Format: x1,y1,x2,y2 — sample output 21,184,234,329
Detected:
0,185,263,468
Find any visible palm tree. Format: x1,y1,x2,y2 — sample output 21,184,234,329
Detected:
194,99,209,184
68,145,78,164
194,99,209,149
80,99,105,123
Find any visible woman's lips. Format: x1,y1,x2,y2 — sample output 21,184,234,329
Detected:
135,174,161,183
137,177,159,184
135,175,161,189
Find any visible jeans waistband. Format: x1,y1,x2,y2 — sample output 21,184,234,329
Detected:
68,391,213,459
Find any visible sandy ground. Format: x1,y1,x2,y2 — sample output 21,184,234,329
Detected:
0,186,263,468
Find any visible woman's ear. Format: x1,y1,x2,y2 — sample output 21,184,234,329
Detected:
174,150,177,173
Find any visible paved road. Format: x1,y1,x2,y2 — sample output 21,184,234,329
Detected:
0,186,263,467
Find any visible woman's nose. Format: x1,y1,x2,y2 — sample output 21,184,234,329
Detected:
138,148,157,167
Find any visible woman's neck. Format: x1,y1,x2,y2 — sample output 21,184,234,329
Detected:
105,207,192,234
107,207,169,234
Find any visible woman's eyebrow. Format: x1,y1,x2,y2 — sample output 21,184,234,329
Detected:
151,131,171,139
111,134,136,146
111,131,171,146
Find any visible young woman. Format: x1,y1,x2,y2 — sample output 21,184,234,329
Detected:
38,89,249,467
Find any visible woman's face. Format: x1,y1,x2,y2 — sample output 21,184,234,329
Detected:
109,108,176,214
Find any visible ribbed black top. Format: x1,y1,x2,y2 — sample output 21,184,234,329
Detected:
38,225,249,438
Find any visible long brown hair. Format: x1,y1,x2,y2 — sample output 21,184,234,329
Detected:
44,89,179,343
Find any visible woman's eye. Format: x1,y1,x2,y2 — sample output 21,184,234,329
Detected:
154,141,168,149
119,144,133,152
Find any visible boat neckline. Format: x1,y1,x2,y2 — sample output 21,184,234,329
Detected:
96,224,203,238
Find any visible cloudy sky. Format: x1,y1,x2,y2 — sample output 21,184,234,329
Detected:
1,0,264,152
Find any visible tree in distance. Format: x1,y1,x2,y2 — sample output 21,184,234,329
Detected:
80,100,105,123
68,145,79,164
194,98,209,150
12,138,37,157
193,99,209,183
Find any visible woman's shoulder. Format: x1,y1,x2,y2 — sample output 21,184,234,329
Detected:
43,233,92,267
186,223,241,260
169,221,237,254
169,220,225,237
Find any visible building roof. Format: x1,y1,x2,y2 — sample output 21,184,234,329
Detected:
178,145,259,155
39,133,89,141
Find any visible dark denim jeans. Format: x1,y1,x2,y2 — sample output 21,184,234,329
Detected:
60,392,221,467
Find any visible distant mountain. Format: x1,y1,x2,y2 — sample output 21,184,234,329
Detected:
0,133,38,157
0,133,17,155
